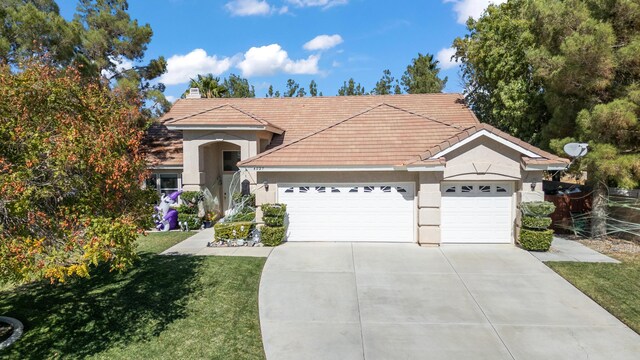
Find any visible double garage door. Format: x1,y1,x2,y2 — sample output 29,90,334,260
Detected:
278,184,415,242
277,182,514,243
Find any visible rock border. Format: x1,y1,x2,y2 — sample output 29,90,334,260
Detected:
0,316,23,350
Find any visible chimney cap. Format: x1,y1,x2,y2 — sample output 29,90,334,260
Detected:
186,88,201,99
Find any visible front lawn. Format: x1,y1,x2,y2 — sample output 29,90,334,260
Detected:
0,231,267,359
547,251,640,334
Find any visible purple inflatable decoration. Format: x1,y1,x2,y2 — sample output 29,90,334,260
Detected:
153,190,182,231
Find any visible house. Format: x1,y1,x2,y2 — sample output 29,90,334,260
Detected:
146,93,568,245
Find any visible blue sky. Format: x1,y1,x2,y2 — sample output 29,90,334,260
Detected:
59,0,505,101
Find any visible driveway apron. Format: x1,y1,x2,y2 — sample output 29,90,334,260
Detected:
259,243,640,360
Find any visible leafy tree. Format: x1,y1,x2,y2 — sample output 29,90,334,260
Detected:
296,87,306,97
0,60,152,283
266,85,275,98
401,53,447,94
455,0,640,237
309,80,318,97
373,69,401,95
182,74,227,98
284,79,300,97
0,0,169,117
338,78,366,96
274,90,281,97
222,74,255,98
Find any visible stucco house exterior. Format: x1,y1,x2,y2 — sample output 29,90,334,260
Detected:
145,93,568,245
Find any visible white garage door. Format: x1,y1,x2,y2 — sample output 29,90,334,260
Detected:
278,184,415,242
441,182,514,244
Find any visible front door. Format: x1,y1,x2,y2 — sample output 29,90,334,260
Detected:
221,150,241,211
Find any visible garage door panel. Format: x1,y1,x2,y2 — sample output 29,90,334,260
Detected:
441,182,513,244
278,184,415,242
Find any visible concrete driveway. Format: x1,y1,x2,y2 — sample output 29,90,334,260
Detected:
259,243,640,360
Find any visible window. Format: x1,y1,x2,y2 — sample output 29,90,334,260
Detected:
299,186,310,193
364,186,375,193
145,174,158,190
496,186,508,193
479,185,491,193
159,174,179,195
284,187,294,193
315,186,326,193
331,187,340,193
349,187,358,193
223,151,241,172
461,185,473,193
396,187,408,193
380,186,391,192
445,186,456,193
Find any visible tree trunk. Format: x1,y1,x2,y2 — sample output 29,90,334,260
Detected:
591,182,608,238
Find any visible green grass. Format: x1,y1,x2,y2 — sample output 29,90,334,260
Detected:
0,231,267,359
547,254,640,334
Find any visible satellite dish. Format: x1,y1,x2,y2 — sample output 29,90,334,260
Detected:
563,143,589,158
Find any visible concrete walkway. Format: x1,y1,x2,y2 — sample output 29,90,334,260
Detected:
259,243,640,360
529,237,620,263
161,228,272,257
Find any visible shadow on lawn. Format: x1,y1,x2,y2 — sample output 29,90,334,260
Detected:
0,252,204,359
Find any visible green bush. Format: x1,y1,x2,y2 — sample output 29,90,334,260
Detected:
214,221,254,241
261,203,287,218
263,215,284,227
261,226,286,246
227,211,256,222
181,191,204,205
521,201,556,217
522,216,552,230
232,192,256,207
518,229,554,251
176,204,198,215
178,213,201,230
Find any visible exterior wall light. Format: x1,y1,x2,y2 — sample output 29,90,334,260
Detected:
263,181,269,191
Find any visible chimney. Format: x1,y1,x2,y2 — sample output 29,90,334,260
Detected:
186,88,202,99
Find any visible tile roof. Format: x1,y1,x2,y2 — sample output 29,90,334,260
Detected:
165,104,283,131
143,120,183,167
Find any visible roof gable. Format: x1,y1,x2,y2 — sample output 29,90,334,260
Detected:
165,103,283,132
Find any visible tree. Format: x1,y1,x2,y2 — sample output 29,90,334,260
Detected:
182,74,227,98
266,85,275,98
296,87,306,97
274,90,281,97
401,53,447,94
284,79,300,97
309,80,318,97
372,69,401,95
222,74,255,98
338,78,366,96
0,60,152,283
0,0,169,117
455,0,640,237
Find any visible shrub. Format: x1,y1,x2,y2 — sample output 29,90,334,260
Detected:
232,192,256,207
178,213,201,230
180,191,203,205
176,204,198,215
522,216,553,230
263,215,284,227
227,211,256,222
521,201,556,217
262,203,287,218
261,226,286,246
214,221,254,241
518,229,554,251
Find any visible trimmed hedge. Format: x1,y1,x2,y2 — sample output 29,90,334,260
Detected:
232,192,256,207
521,201,556,217
261,226,286,246
226,210,255,222
181,191,203,205
263,215,284,227
518,229,554,251
262,203,287,218
178,213,201,230
214,221,254,241
522,216,553,230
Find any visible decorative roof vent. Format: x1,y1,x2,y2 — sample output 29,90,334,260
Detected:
186,88,202,99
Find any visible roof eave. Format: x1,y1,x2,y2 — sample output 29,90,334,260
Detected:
165,124,284,134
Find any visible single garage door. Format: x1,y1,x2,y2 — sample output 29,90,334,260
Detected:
278,184,415,242
441,182,514,243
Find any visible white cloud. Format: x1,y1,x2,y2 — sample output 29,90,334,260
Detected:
436,47,459,70
159,49,232,85
101,56,133,79
165,95,177,103
237,44,320,77
287,0,348,9
444,0,507,24
303,34,343,51
225,0,271,16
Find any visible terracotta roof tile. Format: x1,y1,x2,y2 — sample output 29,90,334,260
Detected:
143,120,183,167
